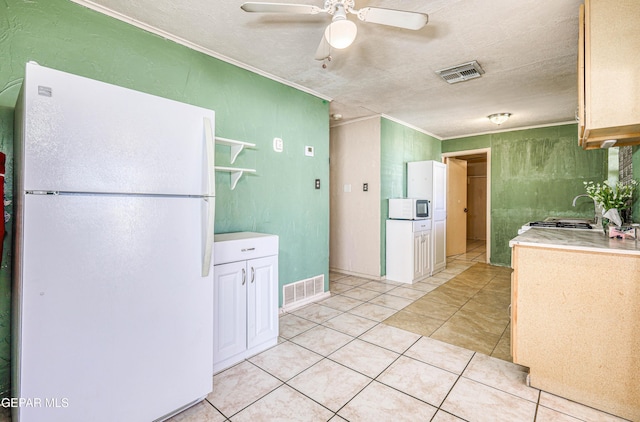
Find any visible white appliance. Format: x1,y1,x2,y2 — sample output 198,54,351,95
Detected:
12,63,216,421
386,219,431,283
407,160,447,274
388,198,430,220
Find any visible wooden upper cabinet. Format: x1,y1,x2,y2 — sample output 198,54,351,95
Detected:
579,0,640,149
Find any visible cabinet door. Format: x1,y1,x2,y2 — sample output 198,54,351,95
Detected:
413,232,423,281
213,261,247,366
421,231,432,277
432,219,447,273
247,255,279,349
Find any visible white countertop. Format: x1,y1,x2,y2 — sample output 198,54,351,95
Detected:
509,227,640,256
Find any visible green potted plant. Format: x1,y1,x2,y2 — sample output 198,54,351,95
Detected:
584,180,638,228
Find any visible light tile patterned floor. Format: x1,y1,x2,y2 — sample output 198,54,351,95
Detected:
1,238,625,421
160,239,629,421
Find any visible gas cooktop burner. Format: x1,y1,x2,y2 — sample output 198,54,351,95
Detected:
529,221,593,229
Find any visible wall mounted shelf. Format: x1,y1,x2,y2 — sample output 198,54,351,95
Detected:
215,137,256,164
215,166,256,190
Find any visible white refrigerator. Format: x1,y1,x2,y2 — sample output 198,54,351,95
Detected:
12,63,216,421
407,160,447,274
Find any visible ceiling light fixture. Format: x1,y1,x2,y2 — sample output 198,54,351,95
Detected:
324,4,357,49
488,113,511,125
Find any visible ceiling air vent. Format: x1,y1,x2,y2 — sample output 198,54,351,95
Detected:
436,61,485,84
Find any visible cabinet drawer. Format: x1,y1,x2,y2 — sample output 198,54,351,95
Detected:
214,232,279,265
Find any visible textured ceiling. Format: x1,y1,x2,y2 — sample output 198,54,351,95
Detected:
74,0,582,139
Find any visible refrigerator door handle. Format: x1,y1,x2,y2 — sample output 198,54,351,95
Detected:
202,197,215,277
203,116,215,197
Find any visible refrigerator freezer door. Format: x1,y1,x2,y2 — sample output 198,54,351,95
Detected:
18,63,215,196
14,194,213,422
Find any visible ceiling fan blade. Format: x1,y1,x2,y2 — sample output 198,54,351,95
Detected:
241,2,323,14
314,33,331,60
357,7,428,30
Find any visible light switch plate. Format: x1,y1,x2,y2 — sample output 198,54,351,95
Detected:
305,146,314,157
273,137,283,152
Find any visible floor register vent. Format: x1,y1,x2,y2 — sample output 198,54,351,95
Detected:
281,275,329,312
436,60,485,84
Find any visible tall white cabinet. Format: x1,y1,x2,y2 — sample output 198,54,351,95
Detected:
213,232,279,373
407,160,447,274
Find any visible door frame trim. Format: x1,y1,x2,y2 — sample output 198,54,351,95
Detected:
441,148,491,263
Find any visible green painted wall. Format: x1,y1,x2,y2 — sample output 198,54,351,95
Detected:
442,124,607,266
379,118,441,273
0,0,329,396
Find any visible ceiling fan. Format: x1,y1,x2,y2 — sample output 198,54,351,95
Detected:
240,0,429,60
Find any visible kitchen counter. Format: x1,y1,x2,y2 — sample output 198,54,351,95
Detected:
509,227,640,255
509,228,640,420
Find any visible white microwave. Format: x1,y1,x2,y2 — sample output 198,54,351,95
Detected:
388,198,430,220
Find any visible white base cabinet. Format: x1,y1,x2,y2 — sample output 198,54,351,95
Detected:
386,219,431,283
213,232,279,373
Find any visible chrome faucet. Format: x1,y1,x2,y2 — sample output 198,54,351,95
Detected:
572,194,599,225
572,194,591,207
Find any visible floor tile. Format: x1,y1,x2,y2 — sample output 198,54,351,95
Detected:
166,400,226,422
288,359,371,412
322,312,378,337
329,338,399,378
330,282,355,294
340,286,382,301
430,319,501,355
278,313,318,339
329,271,349,282
332,276,369,287
248,341,323,381
377,355,458,407
386,286,428,300
402,297,460,320
347,302,397,322
491,327,512,362
538,392,630,422
292,303,343,323
357,281,398,293
404,336,474,375
441,377,537,422
206,361,282,417
462,353,539,402
406,281,440,293
368,293,413,310
320,294,365,312
337,381,437,422
447,307,509,336
535,405,583,422
358,323,421,354
431,410,467,422
290,325,354,356
423,288,471,307
231,384,334,422
383,310,444,336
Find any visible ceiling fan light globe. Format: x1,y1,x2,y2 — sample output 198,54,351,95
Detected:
325,19,357,49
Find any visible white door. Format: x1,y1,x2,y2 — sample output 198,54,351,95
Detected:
16,194,213,422
21,63,215,196
247,255,279,349
213,261,247,366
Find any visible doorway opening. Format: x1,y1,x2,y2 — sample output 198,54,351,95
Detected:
442,149,491,264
